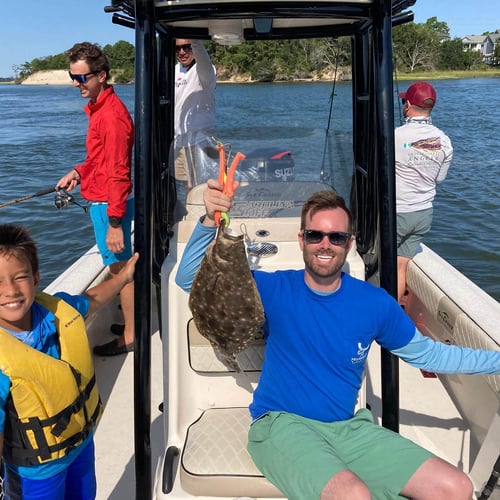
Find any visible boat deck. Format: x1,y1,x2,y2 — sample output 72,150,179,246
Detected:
88,304,164,500
367,345,472,470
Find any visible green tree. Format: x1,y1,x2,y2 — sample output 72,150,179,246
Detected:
489,41,500,66
462,49,484,70
393,23,432,72
424,17,450,41
18,41,136,82
438,38,467,70
393,18,448,72
16,62,33,80
28,53,67,72
103,40,135,69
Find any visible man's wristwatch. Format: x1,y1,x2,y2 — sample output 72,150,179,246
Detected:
109,217,122,228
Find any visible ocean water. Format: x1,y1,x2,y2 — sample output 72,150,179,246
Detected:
0,79,498,300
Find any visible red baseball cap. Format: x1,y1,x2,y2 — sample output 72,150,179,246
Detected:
398,82,436,109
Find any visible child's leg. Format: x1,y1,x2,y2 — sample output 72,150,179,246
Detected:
4,467,65,500
64,440,97,500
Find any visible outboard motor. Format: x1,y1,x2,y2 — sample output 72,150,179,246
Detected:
238,148,295,182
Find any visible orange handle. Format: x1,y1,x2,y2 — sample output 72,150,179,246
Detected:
223,152,246,197
214,150,246,227
217,144,226,185
214,144,226,227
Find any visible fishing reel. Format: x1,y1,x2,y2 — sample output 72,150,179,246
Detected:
54,190,88,213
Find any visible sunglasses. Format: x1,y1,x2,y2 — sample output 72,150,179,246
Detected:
401,98,407,104
68,71,98,84
175,43,192,53
301,229,351,246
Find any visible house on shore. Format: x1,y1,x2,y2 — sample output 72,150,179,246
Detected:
462,29,500,62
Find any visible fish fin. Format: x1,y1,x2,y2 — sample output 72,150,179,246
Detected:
216,350,244,373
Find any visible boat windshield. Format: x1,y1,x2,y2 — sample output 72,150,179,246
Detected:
171,116,354,221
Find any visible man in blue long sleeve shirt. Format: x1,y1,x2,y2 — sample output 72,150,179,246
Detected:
176,179,500,500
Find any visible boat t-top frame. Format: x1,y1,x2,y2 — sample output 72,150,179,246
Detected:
104,1,417,497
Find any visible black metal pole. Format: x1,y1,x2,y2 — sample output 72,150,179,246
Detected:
372,0,400,433
133,0,155,498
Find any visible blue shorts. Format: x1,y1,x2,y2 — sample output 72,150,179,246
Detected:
4,439,96,500
248,409,433,499
89,198,134,266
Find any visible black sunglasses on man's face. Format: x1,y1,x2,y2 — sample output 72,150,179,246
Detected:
175,44,192,53
301,229,351,247
68,71,98,84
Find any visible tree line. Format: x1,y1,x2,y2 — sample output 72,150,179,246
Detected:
12,41,135,82
12,17,500,83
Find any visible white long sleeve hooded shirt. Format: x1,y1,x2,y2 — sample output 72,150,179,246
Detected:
395,117,453,212
174,39,216,146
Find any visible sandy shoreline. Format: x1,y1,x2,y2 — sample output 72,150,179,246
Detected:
11,68,500,86
19,67,349,85
21,70,72,85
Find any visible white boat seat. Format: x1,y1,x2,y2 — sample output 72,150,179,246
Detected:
188,319,265,372
180,407,284,498
181,319,366,498
179,321,285,496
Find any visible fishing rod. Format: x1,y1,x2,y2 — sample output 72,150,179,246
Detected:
393,56,404,125
320,39,341,184
53,190,88,213
0,186,55,209
0,187,88,213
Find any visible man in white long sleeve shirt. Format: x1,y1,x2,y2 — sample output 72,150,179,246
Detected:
174,39,217,192
395,82,453,302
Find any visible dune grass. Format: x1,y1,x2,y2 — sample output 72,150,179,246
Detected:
396,69,500,80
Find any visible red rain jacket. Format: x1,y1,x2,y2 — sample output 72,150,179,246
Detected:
75,86,134,218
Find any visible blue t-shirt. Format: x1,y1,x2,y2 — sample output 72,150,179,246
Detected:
249,270,415,422
176,220,500,422
0,292,91,479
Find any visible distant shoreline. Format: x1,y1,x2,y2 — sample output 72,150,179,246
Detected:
21,70,73,85
2,68,500,86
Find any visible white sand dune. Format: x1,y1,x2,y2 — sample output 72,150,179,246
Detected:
21,70,72,85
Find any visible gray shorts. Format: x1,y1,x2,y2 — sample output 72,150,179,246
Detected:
247,409,433,500
396,208,433,258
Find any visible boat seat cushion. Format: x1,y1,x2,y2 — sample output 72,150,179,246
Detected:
180,407,284,497
188,318,265,372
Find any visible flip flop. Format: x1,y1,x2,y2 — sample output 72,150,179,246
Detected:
93,338,134,357
110,323,125,336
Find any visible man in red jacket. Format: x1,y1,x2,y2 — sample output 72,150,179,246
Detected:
56,42,134,356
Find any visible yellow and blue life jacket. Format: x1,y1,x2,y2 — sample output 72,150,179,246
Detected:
0,291,103,466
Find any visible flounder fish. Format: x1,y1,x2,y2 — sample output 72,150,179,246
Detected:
188,225,265,372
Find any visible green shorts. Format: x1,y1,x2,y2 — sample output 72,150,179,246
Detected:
247,409,433,500
396,208,433,258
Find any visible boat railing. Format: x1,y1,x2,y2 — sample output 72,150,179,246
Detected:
405,244,500,492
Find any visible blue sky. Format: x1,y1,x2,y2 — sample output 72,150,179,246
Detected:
1,0,135,78
1,0,499,77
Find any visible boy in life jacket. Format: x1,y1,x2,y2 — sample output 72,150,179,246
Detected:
0,224,138,500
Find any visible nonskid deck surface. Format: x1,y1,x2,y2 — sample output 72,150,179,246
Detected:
86,303,164,500
42,243,164,500
366,345,470,468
